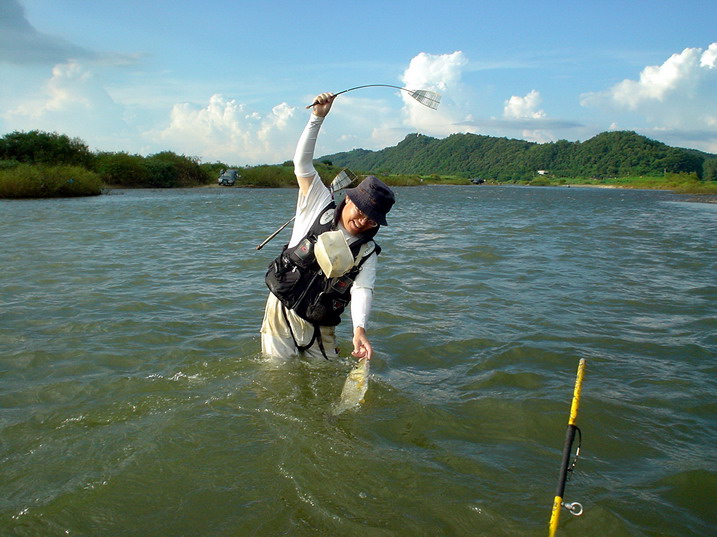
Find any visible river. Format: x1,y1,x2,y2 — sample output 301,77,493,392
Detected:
1,185,715,536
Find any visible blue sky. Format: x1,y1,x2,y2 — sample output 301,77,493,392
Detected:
1,0,716,166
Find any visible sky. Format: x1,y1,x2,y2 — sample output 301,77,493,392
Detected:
1,0,716,166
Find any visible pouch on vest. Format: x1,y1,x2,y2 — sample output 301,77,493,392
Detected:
314,230,353,278
266,254,302,303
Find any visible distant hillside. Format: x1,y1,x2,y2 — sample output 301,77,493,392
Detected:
321,131,716,181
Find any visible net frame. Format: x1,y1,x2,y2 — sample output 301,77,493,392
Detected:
307,84,442,110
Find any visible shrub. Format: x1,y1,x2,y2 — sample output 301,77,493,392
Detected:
144,152,211,187
0,164,102,198
240,165,297,187
0,130,95,168
96,152,150,186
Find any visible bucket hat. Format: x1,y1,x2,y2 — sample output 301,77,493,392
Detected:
345,176,395,226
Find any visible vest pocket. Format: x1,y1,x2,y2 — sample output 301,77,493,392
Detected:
266,256,302,303
304,290,349,326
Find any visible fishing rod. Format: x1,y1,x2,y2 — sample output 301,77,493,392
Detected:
306,84,441,110
255,169,358,250
548,358,586,537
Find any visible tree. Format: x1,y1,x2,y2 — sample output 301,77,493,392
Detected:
703,158,717,181
0,130,94,168
144,151,210,187
95,152,149,186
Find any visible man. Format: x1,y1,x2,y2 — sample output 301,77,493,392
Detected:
261,92,395,361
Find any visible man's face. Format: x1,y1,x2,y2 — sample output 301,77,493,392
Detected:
341,196,378,235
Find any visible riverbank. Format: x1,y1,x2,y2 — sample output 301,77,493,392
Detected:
5,169,717,202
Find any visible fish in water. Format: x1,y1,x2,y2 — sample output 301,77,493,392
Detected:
332,358,370,415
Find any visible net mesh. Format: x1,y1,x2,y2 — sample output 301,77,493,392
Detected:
409,90,441,110
330,169,357,193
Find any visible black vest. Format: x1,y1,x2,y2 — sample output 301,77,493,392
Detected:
265,200,380,326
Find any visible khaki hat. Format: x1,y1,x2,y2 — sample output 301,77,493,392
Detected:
314,230,354,277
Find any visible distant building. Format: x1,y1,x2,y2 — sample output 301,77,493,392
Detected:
537,170,548,175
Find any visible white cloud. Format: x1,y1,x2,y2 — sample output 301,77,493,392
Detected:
581,42,717,151
503,90,546,120
152,94,300,164
398,51,471,136
502,90,554,143
4,60,128,148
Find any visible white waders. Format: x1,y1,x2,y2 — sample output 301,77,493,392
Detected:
260,293,339,361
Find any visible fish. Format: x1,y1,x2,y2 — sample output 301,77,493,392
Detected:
332,358,370,415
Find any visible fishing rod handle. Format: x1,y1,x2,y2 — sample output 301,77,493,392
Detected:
255,216,295,250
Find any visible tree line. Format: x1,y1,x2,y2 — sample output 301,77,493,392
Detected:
0,130,357,198
0,130,221,192
3,128,716,198
321,130,717,182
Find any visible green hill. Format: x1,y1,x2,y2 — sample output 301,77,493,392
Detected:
321,130,716,181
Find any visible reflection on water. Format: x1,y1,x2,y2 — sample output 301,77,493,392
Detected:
1,186,716,536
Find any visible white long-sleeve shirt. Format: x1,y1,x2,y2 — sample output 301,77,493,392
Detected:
290,116,376,329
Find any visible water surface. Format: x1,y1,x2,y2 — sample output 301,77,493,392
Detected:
1,185,715,536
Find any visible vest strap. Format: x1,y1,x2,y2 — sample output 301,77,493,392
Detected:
281,303,329,360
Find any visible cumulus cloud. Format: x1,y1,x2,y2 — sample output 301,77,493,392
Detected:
503,90,546,120
4,60,128,147
501,89,554,143
398,51,470,135
581,42,717,151
390,53,580,145
153,94,300,164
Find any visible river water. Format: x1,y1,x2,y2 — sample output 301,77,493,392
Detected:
1,185,715,537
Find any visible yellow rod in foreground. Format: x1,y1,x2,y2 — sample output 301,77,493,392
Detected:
548,358,586,537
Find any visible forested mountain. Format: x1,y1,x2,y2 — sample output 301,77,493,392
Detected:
321,131,716,181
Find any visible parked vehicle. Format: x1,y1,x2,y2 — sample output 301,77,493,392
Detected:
218,169,239,186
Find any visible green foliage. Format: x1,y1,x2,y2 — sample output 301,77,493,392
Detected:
94,151,212,188
703,158,717,181
0,131,216,191
0,159,21,171
96,152,150,186
200,161,230,182
239,165,296,187
322,130,714,182
0,164,102,198
528,177,551,186
237,161,349,188
0,130,94,168
144,152,211,187
379,174,424,186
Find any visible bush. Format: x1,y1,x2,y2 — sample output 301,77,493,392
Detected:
0,159,21,171
96,152,150,186
95,151,214,188
0,164,102,198
703,158,717,182
144,152,211,187
529,177,551,186
240,165,297,187
0,130,95,168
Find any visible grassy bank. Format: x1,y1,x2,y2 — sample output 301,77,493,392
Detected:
534,173,717,195
0,164,102,199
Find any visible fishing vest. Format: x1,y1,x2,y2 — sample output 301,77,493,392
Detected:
265,200,380,327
